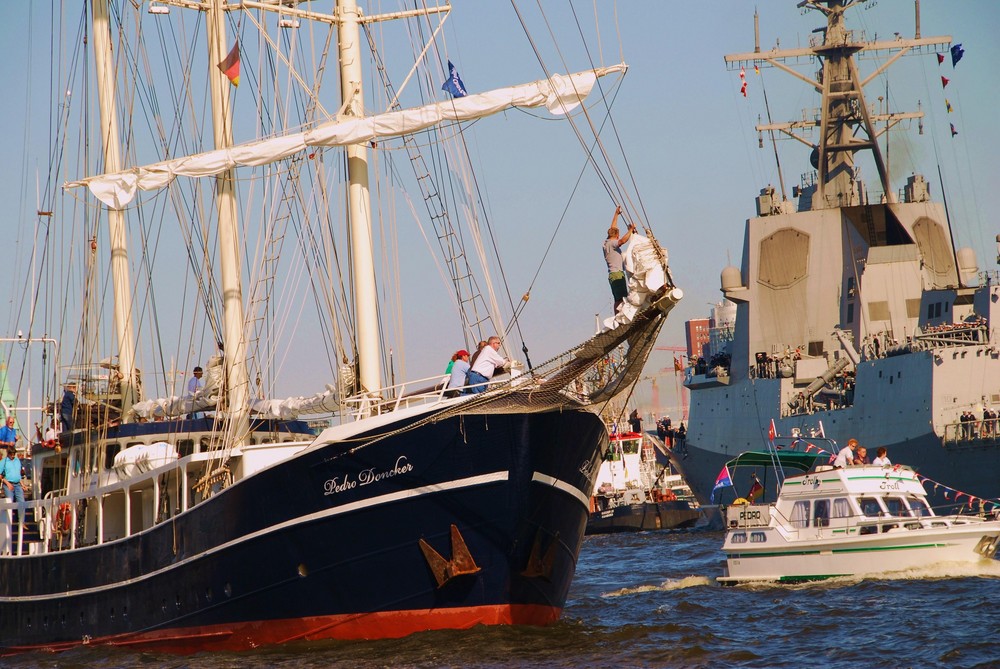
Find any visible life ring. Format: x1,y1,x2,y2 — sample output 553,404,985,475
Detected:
55,503,72,534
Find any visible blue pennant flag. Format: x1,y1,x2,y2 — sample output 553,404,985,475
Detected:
441,60,468,98
950,43,965,67
710,465,733,504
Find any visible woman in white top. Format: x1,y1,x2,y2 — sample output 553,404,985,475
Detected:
871,446,892,466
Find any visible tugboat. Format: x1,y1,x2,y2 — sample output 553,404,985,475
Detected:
587,430,701,534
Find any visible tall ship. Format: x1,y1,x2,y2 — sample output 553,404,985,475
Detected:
681,1,1000,506
0,0,681,654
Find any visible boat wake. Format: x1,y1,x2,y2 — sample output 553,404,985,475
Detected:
602,575,713,597
736,558,1000,590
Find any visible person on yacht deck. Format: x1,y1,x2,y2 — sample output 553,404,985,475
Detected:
833,439,857,468
871,447,892,466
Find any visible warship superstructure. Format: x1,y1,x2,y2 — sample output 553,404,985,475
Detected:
681,1,1000,506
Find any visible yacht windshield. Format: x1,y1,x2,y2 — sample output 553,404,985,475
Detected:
883,496,911,517
906,496,932,517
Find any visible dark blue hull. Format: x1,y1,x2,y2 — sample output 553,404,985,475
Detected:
0,408,606,653
586,501,701,534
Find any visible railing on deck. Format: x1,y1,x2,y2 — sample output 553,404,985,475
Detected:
341,369,525,419
942,419,1000,448
0,442,311,558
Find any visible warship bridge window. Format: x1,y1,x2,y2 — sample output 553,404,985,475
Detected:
868,301,890,322
758,228,810,288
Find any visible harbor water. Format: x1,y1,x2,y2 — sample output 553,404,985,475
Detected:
7,530,999,669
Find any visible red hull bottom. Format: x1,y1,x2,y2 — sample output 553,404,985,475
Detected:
3,604,562,655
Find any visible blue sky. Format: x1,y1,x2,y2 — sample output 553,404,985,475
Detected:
0,1,996,420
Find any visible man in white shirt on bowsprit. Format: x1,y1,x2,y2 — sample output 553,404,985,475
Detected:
466,336,509,394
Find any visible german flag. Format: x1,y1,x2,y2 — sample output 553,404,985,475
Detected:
218,43,240,87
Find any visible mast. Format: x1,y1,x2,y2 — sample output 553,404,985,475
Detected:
206,0,250,438
338,0,382,396
91,0,139,418
725,0,949,210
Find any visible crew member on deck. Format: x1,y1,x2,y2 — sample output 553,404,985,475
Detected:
0,417,17,452
629,409,642,434
187,366,205,419
60,383,77,433
1,444,26,523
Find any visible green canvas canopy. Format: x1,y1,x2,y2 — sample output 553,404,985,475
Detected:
725,450,825,472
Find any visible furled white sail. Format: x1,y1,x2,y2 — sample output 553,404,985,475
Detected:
66,65,626,209
603,234,675,331
248,385,341,419
131,356,224,419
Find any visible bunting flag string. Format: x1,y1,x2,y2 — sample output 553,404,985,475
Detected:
739,67,747,97
915,473,1000,512
941,76,950,88
945,99,953,113
950,123,958,137
936,52,945,65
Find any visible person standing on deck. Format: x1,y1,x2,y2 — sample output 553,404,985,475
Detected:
60,383,77,433
602,206,636,313
466,336,509,394
628,409,642,434
0,417,17,452
1,444,26,524
187,366,205,419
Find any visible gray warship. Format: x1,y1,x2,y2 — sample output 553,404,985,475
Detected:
681,0,1000,506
